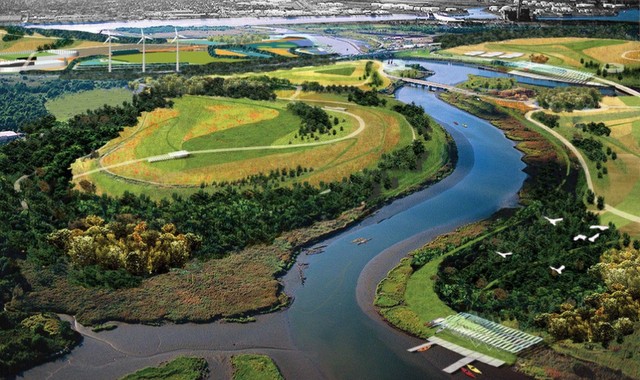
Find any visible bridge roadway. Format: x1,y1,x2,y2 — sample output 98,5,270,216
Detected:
388,75,477,96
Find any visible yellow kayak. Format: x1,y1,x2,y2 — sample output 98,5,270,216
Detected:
467,364,482,374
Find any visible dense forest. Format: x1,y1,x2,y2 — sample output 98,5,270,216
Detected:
433,193,617,327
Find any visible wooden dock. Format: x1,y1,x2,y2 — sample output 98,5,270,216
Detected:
428,336,505,373
407,342,433,352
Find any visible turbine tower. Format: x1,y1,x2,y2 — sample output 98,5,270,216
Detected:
137,28,152,73
102,30,119,73
170,27,187,73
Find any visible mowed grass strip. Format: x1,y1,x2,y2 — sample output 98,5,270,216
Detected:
315,66,357,76
45,88,133,121
231,354,284,380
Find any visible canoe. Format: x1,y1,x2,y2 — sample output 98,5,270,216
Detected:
417,345,432,352
460,367,476,378
467,364,482,374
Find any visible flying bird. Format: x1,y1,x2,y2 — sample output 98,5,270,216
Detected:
496,251,513,258
544,217,563,226
590,225,609,231
550,265,565,275
588,233,600,242
573,234,587,241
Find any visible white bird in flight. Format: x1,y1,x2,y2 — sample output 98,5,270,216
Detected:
496,251,513,258
544,217,563,226
590,225,609,231
573,234,587,241
588,233,600,242
550,265,565,274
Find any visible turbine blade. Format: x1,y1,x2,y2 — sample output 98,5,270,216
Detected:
170,37,178,43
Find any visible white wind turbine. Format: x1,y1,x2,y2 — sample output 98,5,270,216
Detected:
137,28,152,73
170,27,187,73
102,30,119,73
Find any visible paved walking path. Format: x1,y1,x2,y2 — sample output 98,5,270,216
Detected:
428,336,505,370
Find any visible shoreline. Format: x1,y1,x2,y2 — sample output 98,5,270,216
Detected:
362,86,578,370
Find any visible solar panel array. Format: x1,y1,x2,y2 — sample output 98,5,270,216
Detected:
441,313,543,354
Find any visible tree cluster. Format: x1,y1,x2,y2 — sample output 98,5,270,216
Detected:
532,111,560,128
0,311,80,376
48,215,201,276
392,102,432,139
299,81,387,107
348,88,387,106
141,74,287,101
287,101,332,136
575,121,611,137
537,87,602,112
538,247,640,347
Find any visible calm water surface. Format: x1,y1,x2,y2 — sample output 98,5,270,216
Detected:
22,61,530,380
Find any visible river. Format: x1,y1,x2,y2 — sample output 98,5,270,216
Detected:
22,61,530,380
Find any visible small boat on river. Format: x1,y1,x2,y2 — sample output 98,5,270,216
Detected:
352,237,371,245
466,364,482,374
461,367,476,378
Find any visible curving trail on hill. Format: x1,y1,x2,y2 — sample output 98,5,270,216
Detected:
73,107,366,184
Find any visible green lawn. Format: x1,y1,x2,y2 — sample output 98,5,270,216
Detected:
116,51,240,64
45,88,133,121
620,96,640,107
395,49,432,59
315,66,356,76
231,354,283,380
120,356,208,380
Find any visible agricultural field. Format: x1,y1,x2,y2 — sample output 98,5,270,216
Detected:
45,88,133,121
540,105,640,236
115,51,240,64
248,60,390,89
72,91,416,199
443,38,640,69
